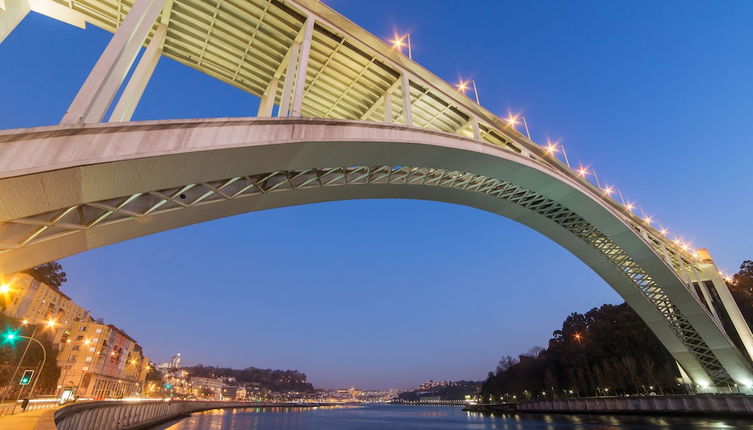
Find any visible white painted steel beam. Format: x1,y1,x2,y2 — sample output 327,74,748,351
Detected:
109,23,167,122
60,0,166,124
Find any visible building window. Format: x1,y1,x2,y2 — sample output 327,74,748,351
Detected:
67,355,76,362
75,335,83,341
95,328,102,333
85,357,92,362
79,326,87,332
72,345,80,351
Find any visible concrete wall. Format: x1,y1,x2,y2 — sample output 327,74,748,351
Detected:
46,400,260,430
517,395,753,415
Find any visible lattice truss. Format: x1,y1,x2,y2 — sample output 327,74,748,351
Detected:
0,165,731,384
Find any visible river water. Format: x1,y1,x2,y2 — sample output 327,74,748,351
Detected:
152,404,753,429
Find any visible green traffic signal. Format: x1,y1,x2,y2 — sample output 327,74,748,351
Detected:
2,328,19,345
20,370,33,385
165,383,173,389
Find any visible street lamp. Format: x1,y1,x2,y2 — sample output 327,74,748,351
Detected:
456,79,480,104
390,33,412,59
504,114,531,140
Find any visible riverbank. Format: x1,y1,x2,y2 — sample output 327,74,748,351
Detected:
464,394,753,417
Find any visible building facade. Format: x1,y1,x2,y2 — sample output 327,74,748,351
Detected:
56,321,150,398
0,273,91,340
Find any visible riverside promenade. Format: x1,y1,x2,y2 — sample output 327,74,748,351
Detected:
0,400,329,430
465,394,753,417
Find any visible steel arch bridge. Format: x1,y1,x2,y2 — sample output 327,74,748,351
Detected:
1,0,751,391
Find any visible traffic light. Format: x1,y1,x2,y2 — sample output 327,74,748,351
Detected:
165,383,173,390
2,328,19,346
20,370,34,385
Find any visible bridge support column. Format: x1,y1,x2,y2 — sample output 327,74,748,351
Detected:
401,72,412,126
697,250,753,366
60,0,166,124
109,22,166,122
277,40,299,117
290,16,314,117
257,78,278,117
383,92,393,123
471,116,481,139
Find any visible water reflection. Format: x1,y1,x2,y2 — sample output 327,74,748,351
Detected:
152,405,753,430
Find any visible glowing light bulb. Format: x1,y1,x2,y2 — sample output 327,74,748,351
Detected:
625,202,635,211
602,186,615,196
545,141,559,155
456,80,468,92
577,166,590,178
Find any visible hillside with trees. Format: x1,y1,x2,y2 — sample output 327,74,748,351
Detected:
398,380,481,401
182,364,314,392
480,260,753,402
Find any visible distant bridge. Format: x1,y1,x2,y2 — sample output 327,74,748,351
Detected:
1,0,752,391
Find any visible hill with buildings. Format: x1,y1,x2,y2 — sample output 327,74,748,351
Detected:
182,364,314,392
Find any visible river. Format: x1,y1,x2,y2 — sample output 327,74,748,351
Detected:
151,404,753,429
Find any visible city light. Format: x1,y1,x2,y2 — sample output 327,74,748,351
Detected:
602,186,615,196
0,284,11,294
504,114,520,128
390,33,412,59
21,319,29,326
643,216,653,225
46,319,57,328
456,81,468,92
576,166,589,178
544,141,559,155
625,202,635,212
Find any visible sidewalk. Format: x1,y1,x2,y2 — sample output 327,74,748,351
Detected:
0,407,60,430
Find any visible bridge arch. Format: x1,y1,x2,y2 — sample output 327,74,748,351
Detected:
1,117,752,391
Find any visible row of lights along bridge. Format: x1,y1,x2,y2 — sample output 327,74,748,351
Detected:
389,31,735,283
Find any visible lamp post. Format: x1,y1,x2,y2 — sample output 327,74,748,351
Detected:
11,335,46,414
456,79,480,104
504,114,531,140
391,33,412,59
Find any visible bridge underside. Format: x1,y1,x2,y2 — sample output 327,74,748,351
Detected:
1,118,752,391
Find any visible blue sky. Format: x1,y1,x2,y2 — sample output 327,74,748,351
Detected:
1,1,752,390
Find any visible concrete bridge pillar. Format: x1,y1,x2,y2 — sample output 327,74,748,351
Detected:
60,0,167,124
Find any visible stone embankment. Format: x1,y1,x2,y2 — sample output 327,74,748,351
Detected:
465,394,753,417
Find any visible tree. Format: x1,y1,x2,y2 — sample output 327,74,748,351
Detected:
729,261,753,326
23,262,67,289
480,302,680,400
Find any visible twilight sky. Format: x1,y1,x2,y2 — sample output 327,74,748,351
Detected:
1,1,752,390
